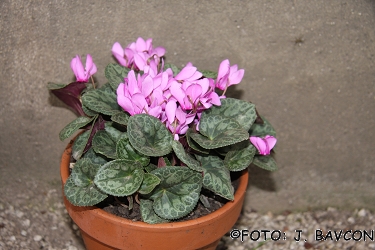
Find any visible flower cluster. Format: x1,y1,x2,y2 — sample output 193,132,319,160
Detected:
69,37,276,154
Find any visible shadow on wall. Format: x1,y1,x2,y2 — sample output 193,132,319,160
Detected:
248,164,277,192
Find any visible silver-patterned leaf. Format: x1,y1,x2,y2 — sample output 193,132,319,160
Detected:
59,116,95,141
64,177,108,206
249,116,276,137
252,156,278,171
81,84,121,116
140,199,169,224
116,137,150,166
171,140,203,171
127,114,173,157
224,142,256,171
92,130,117,159
72,130,90,160
149,166,202,220
111,111,129,126
138,173,160,195
196,155,234,200
104,63,130,90
94,160,144,196
189,128,249,149
202,98,257,131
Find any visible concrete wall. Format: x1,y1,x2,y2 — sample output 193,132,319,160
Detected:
1,0,375,212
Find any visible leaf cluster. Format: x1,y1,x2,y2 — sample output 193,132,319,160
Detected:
48,63,277,224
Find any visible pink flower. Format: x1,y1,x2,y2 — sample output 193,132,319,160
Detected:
164,100,195,140
250,135,277,155
216,59,244,92
112,38,165,71
70,54,97,82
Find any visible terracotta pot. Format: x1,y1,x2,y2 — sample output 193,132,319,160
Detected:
61,139,249,250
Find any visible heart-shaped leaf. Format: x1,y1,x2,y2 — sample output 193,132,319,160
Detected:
140,199,169,224
92,130,117,159
72,130,91,160
252,155,278,171
94,160,144,196
64,158,107,206
186,129,209,154
190,115,249,149
105,63,130,90
149,166,202,220
82,148,108,166
127,114,173,157
202,98,257,131
59,116,95,141
111,111,129,126
249,116,276,137
171,140,202,171
224,142,256,171
116,137,150,166
196,155,234,200
138,173,160,195
81,84,121,116
104,122,125,141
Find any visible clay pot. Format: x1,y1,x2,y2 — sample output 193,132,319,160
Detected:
61,139,249,250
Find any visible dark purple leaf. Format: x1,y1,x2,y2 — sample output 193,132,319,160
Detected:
49,82,88,116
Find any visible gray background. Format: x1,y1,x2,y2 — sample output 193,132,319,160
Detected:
1,0,375,215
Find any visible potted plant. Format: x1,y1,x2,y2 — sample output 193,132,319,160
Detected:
49,37,277,250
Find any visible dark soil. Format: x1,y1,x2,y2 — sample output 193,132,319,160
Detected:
97,171,242,223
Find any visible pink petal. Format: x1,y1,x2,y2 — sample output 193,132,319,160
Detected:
228,69,244,85
186,84,202,103
250,137,268,155
264,135,277,150
175,66,198,81
141,75,154,97
136,37,147,52
165,101,177,124
217,59,230,81
131,93,148,114
134,53,147,70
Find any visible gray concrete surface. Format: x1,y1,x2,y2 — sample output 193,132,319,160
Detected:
1,0,374,224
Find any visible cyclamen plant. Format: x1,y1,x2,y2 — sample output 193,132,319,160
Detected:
48,37,277,224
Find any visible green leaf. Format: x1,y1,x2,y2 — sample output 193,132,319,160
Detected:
82,104,98,116
72,130,90,160
144,163,157,173
164,63,181,76
186,129,209,154
171,140,203,171
138,173,160,195
196,155,234,200
201,70,218,79
252,156,278,171
82,148,108,166
64,159,107,206
202,98,257,131
149,166,202,220
59,116,95,141
127,114,173,157
111,111,129,126
81,84,121,116
70,158,99,186
94,160,144,196
47,82,67,90
224,142,256,171
116,137,150,166
140,199,169,224
104,122,124,141
105,63,130,90
249,116,276,137
189,115,249,149
92,130,117,159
